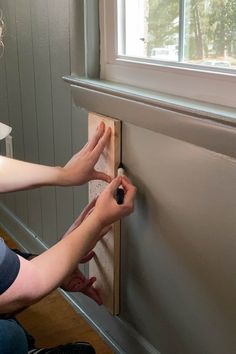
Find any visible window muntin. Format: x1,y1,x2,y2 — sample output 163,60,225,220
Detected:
117,0,236,71
100,0,236,109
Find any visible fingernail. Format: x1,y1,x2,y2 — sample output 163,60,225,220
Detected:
97,122,104,131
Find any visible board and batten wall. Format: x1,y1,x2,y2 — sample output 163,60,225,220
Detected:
0,1,236,354
0,0,88,248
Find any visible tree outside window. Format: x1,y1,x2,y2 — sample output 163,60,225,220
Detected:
118,0,236,69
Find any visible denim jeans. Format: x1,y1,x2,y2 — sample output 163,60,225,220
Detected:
0,249,36,353
0,318,28,354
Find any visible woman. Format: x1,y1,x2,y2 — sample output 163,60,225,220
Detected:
0,13,136,354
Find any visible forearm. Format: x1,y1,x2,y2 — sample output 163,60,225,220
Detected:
0,175,136,313
0,124,112,192
0,213,102,313
0,156,62,192
31,213,101,295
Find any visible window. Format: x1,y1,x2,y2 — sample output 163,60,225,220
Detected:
117,0,236,69
100,0,236,109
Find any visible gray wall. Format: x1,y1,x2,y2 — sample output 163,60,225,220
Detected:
121,123,236,354
0,1,236,354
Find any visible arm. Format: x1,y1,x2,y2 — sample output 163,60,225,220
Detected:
0,122,111,193
0,176,136,313
0,156,62,192
60,199,111,305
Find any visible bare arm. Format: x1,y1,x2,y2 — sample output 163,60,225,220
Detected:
0,122,111,193
0,176,136,313
0,156,62,192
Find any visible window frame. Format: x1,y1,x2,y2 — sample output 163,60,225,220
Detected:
99,0,236,109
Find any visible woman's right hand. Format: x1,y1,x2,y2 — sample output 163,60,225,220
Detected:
93,175,136,228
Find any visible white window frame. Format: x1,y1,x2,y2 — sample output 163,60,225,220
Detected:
99,0,236,109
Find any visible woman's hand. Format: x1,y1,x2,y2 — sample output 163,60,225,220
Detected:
92,175,137,228
0,175,136,312
63,198,111,246
61,268,103,305
0,122,111,193
60,176,136,305
59,122,112,186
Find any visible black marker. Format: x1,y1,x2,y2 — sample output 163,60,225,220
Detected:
116,163,125,205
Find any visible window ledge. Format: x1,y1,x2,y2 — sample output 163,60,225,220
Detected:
63,75,236,126
63,75,236,159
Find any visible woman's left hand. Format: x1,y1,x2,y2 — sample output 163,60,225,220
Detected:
61,272,103,305
59,122,112,186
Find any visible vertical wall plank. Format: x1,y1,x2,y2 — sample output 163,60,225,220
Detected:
30,0,57,246
0,59,8,162
0,56,10,131
48,0,73,239
0,1,14,211
69,0,89,267
69,0,88,220
0,0,26,217
0,50,9,206
15,0,42,238
69,0,85,77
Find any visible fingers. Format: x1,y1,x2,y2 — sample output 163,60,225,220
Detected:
107,176,122,192
80,251,95,263
103,176,135,207
122,176,137,205
86,122,105,152
91,127,111,162
121,174,132,185
85,287,103,305
92,170,112,183
85,276,96,288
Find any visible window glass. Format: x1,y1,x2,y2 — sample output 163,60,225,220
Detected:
117,0,236,70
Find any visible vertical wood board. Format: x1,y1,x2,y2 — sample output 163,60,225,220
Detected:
88,112,121,314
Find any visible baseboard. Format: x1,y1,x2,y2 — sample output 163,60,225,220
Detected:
0,202,47,254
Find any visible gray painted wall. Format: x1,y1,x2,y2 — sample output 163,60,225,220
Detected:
0,1,236,354
121,123,236,354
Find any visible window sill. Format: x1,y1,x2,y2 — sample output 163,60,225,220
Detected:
63,75,236,159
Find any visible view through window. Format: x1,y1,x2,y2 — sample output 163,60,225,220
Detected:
117,0,236,70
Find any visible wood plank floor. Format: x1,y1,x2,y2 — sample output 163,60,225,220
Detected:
1,229,114,354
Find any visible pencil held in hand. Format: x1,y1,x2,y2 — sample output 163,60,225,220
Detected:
116,163,125,205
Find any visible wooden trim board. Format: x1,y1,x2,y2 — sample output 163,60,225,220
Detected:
88,112,121,315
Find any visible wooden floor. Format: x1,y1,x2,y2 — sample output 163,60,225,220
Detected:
1,229,114,354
